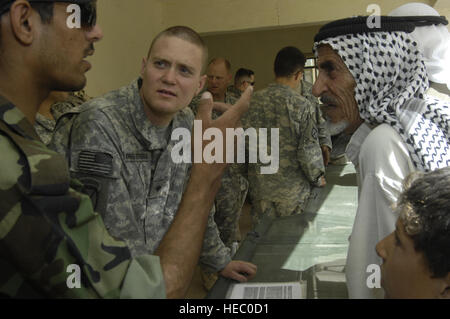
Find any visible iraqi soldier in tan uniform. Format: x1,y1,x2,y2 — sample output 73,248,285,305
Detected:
50,28,257,289
243,47,326,226
0,1,253,299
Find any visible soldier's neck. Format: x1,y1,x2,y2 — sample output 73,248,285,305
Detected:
0,68,48,125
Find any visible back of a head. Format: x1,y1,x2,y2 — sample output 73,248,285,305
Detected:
389,3,450,89
399,167,450,279
148,26,209,73
274,46,306,78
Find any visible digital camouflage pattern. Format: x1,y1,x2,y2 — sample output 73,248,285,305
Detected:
50,79,231,272
0,96,165,298
242,83,325,225
300,81,332,149
35,94,86,145
225,85,242,103
189,90,248,248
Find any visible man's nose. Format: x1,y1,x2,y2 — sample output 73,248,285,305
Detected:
86,24,104,42
375,234,390,260
162,67,177,84
312,73,326,98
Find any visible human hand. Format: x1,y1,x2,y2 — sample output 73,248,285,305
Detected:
219,260,257,282
321,145,331,166
191,86,252,184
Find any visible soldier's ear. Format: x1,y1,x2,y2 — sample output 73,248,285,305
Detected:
196,74,207,95
9,0,36,45
140,57,148,77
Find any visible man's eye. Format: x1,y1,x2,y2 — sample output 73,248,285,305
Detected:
180,67,192,75
154,61,166,68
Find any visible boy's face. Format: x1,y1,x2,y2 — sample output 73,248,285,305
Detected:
376,218,447,298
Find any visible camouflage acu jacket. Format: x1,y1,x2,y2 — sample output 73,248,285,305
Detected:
34,95,85,145
242,83,325,207
300,81,332,149
50,79,231,272
0,96,165,298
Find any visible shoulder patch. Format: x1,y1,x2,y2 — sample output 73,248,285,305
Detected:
77,151,113,176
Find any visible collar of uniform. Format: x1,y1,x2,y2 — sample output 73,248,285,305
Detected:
128,78,176,151
0,95,70,195
0,95,41,141
268,82,297,94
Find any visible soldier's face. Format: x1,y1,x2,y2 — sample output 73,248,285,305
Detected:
206,62,231,99
140,35,206,124
312,44,360,134
36,2,103,92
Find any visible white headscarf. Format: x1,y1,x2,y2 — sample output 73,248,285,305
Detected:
314,31,450,171
389,3,450,90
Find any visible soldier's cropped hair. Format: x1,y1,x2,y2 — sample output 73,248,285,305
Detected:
208,57,231,73
147,25,209,74
274,46,306,78
234,68,254,84
396,167,450,278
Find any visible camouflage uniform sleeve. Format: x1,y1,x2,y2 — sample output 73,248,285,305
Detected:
294,99,326,184
198,205,232,273
315,103,332,149
0,135,165,299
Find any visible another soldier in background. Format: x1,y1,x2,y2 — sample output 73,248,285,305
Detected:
227,68,255,101
35,91,87,145
300,80,332,166
50,26,257,292
244,46,326,226
189,57,251,289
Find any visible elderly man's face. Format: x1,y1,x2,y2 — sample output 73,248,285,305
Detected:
313,44,362,134
376,219,449,299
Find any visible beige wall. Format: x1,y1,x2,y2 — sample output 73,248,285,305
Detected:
86,0,449,97
204,25,322,91
86,0,164,97
163,0,435,34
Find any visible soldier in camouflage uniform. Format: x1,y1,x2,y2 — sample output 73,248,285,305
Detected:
50,28,257,284
243,47,326,226
35,92,87,145
0,0,166,298
226,68,255,102
0,2,254,299
189,58,249,251
300,80,332,165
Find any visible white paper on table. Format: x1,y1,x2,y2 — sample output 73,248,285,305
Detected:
226,281,306,299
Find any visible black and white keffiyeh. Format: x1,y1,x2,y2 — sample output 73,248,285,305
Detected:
315,31,450,171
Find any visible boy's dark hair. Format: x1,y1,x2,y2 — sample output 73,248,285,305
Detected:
399,167,450,278
274,46,306,78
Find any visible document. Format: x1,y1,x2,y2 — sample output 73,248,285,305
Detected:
227,281,306,299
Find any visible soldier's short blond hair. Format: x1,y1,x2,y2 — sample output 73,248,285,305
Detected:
147,26,209,74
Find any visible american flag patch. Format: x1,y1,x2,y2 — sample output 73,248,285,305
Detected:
77,151,113,176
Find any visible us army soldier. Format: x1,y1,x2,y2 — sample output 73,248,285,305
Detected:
50,27,257,288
